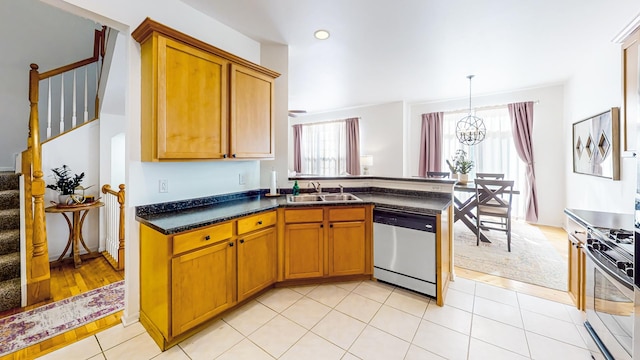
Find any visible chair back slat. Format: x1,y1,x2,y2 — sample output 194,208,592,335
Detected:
427,171,450,178
475,173,505,180
475,179,514,215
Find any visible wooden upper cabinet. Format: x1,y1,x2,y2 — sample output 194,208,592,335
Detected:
132,18,280,161
230,64,275,158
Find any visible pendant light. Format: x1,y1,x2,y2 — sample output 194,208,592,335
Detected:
456,75,486,145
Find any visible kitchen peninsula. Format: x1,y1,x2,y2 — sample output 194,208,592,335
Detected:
136,176,455,350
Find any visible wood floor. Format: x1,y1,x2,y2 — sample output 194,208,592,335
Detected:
0,256,124,360
1,224,571,359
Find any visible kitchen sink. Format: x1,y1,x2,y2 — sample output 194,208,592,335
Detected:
322,194,361,202
288,194,324,202
286,193,363,204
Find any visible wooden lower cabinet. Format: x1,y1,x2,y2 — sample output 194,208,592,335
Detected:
329,221,366,276
140,206,372,350
237,227,277,301
140,211,277,350
566,217,586,310
281,205,372,281
284,223,324,279
171,239,234,335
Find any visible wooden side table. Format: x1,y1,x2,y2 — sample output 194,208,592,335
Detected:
45,201,104,268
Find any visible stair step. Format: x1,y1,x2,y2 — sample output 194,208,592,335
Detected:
0,277,21,313
0,189,19,210
0,229,19,256
0,208,19,231
0,252,19,282
0,172,19,192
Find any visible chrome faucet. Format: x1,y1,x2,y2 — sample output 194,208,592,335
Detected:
338,184,344,194
309,181,322,193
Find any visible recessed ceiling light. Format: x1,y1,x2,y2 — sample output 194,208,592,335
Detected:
314,30,330,40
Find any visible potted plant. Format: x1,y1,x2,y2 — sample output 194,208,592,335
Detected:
452,149,474,184
46,165,85,205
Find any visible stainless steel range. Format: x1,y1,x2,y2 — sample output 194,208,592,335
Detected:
584,225,634,360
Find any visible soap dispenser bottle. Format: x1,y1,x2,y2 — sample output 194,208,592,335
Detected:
292,180,300,195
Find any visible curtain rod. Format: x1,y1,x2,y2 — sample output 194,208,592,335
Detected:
292,117,361,126
445,100,540,115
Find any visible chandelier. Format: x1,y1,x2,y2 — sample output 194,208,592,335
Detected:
456,75,486,145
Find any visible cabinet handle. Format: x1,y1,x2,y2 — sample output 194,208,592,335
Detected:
240,239,245,244
320,224,323,228
232,154,237,158
223,154,228,159
574,230,585,234
204,235,211,241
229,242,234,247
330,224,334,228
257,220,263,225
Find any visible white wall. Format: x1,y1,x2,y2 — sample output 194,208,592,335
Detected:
288,102,405,178
42,121,100,260
564,39,636,218
0,0,98,170
408,85,566,226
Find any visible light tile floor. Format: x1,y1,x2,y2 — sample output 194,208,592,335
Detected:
37,277,603,360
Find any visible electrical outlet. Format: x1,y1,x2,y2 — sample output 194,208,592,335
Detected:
159,179,168,193
238,173,246,185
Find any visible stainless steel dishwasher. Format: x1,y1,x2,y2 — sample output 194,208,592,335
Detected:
373,208,436,297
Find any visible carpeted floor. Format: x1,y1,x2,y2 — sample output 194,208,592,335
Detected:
454,221,568,291
0,280,124,356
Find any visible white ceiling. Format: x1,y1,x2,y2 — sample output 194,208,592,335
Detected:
182,0,640,113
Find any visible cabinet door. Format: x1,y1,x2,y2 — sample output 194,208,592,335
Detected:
229,64,275,159
171,240,234,336
156,36,228,159
329,221,366,276
567,235,582,310
284,223,324,279
237,227,277,301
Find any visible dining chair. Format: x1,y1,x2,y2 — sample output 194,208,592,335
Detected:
475,172,505,180
474,179,515,251
427,171,450,178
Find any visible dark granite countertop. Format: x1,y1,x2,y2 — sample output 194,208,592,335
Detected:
564,208,633,231
137,188,452,235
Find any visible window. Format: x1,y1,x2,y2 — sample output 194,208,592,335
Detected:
300,121,347,176
443,107,526,218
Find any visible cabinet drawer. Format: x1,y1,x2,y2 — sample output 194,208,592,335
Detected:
328,207,365,222
173,222,233,255
237,211,276,235
284,208,323,223
566,218,587,244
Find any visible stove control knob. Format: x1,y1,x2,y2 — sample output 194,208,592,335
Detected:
626,268,634,278
587,238,593,245
617,261,628,270
592,243,600,251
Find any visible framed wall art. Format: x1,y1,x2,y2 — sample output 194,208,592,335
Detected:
572,107,620,180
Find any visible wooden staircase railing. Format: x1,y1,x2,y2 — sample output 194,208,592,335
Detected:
101,184,125,271
23,27,106,305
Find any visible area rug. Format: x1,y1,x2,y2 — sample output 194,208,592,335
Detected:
0,280,124,356
454,221,567,291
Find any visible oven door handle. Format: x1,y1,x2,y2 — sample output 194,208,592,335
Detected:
584,244,634,294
